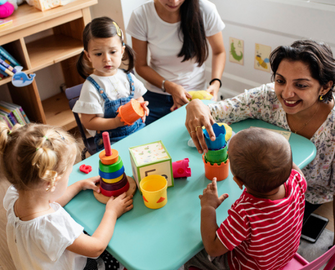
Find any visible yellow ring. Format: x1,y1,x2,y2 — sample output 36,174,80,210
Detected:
102,174,124,184
195,126,201,132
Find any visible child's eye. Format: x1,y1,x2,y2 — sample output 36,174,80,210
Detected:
110,50,117,54
95,53,102,56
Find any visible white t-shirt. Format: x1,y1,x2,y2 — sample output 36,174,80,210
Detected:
127,0,225,94
72,69,147,136
3,186,86,270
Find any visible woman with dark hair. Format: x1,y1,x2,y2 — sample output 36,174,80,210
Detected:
185,39,335,244
127,0,226,124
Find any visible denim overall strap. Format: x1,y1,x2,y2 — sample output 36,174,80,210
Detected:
126,72,135,96
87,76,108,100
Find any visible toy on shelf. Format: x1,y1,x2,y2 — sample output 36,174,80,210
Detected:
94,132,136,204
172,158,191,178
0,0,14,19
129,140,174,188
117,99,144,126
79,164,92,174
202,123,229,181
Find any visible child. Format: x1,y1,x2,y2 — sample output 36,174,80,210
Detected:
0,121,133,270
74,17,149,151
185,127,307,270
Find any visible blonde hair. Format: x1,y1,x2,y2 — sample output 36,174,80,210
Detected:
0,121,77,190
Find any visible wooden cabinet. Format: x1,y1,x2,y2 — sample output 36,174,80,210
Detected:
0,0,97,130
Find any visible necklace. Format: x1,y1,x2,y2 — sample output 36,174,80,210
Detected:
290,104,320,134
14,201,51,220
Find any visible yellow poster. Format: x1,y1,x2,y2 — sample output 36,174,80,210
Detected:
254,43,271,72
229,37,244,65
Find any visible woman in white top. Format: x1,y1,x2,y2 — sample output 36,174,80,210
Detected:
127,0,226,124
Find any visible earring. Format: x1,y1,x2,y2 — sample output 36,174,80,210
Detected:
319,95,323,101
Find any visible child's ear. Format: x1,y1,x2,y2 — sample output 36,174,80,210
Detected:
84,50,91,63
233,176,244,190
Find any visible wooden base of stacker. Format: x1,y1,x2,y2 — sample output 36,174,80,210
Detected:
93,176,137,204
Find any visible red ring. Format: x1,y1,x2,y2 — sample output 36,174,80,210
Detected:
100,181,129,197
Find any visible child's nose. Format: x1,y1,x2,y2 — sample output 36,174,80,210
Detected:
103,53,111,62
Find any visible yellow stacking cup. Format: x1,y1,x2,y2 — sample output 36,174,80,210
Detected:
140,175,168,209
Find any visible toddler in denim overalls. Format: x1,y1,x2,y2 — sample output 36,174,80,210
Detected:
73,17,149,153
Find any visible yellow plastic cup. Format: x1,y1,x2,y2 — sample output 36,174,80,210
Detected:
140,175,168,209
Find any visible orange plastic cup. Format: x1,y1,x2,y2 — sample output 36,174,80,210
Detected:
202,154,229,181
117,99,144,126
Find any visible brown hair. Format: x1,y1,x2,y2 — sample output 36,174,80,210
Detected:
270,40,335,103
77,16,135,79
229,128,292,193
0,121,76,190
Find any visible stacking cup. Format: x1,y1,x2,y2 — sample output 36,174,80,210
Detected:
205,145,228,165
140,175,168,209
117,99,144,126
203,123,226,150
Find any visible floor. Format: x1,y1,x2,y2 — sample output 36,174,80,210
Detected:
0,127,333,269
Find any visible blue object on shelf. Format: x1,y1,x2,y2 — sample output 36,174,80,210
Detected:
203,123,226,150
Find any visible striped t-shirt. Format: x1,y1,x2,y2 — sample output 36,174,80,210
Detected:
216,169,306,270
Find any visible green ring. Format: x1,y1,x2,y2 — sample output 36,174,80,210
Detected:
99,157,123,173
205,146,228,164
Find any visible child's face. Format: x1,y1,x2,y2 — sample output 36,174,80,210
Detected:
85,36,125,77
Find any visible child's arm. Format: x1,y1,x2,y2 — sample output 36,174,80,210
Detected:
136,96,149,122
292,162,305,178
56,176,100,207
66,193,133,257
200,177,229,257
81,113,124,131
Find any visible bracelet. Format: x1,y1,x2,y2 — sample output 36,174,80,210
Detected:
209,78,222,88
161,79,166,92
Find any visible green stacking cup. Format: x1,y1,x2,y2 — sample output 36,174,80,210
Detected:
99,157,123,173
205,145,228,165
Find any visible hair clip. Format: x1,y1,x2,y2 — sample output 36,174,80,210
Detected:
112,21,122,37
36,147,40,151
8,130,11,135
55,130,65,140
43,135,48,140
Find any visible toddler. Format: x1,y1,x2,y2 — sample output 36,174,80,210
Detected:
185,127,307,270
0,121,133,269
74,17,149,151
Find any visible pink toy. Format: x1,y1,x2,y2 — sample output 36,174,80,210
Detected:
79,164,92,174
172,158,191,178
0,1,14,19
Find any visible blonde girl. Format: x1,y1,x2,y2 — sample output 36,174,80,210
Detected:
0,122,133,270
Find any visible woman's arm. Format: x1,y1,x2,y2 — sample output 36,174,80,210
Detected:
132,37,191,110
206,32,226,101
81,113,124,131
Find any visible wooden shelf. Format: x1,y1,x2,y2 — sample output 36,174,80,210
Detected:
42,92,76,131
27,34,83,71
0,0,97,130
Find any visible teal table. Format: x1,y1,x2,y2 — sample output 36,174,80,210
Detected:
65,105,316,270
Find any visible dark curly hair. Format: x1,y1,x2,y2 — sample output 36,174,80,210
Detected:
270,40,335,103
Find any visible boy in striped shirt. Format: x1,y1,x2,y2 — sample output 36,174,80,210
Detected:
185,128,307,270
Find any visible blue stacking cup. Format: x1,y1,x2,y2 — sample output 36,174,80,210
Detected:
203,123,226,150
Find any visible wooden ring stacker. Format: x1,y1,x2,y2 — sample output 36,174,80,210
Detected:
93,176,137,204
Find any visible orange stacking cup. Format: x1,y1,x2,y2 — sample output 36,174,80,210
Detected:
202,154,229,181
117,99,144,126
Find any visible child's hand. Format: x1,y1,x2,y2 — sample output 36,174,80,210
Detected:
80,176,100,193
140,101,149,123
199,177,228,209
106,192,133,218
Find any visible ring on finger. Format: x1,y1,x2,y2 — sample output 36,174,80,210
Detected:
195,126,201,132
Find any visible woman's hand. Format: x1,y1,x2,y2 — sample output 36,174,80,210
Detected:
165,81,192,111
206,80,220,101
185,99,216,153
80,176,101,193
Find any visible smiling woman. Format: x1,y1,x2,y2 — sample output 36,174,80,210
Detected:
185,39,335,244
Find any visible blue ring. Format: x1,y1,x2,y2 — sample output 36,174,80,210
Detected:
99,166,124,179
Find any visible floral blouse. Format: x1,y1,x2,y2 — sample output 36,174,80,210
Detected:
209,83,335,204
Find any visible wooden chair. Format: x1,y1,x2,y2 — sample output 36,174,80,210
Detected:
65,84,97,160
